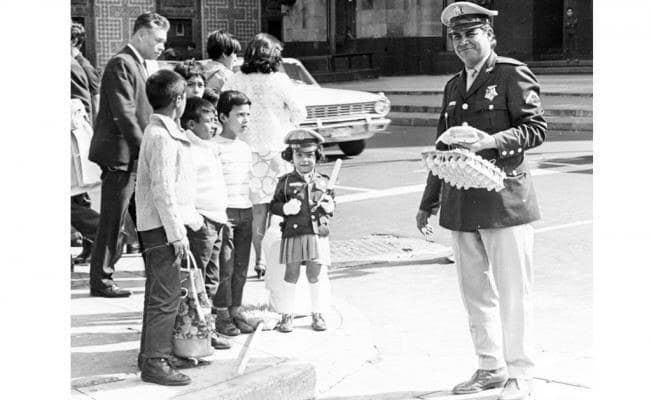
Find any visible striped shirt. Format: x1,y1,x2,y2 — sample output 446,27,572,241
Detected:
212,135,253,209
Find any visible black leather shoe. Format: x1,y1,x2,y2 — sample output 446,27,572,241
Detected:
168,354,210,369
90,285,132,298
452,368,508,394
140,358,191,386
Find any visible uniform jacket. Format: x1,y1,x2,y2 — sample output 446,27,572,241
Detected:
270,170,334,238
419,52,547,232
89,46,152,171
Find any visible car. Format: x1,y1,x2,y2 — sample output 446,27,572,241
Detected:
156,57,391,156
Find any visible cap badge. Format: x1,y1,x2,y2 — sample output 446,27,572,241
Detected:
454,5,463,16
485,85,498,101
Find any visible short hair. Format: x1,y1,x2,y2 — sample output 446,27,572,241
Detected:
173,60,206,82
180,97,216,129
206,30,242,60
132,12,170,35
202,87,220,107
71,22,86,48
146,69,186,110
281,145,325,163
241,33,283,74
216,90,252,122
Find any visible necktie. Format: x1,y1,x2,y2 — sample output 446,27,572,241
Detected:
466,68,478,91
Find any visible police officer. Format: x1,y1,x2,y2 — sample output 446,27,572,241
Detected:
416,2,546,399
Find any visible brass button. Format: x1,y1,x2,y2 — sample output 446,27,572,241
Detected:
517,148,522,153
502,150,507,156
292,224,298,229
488,104,494,110
462,103,468,110
509,150,515,155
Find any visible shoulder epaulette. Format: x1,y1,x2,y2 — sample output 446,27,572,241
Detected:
495,56,525,66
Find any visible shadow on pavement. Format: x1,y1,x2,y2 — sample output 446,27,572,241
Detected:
71,349,139,379
329,257,452,281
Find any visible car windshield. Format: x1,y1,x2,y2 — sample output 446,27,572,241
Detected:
279,61,318,86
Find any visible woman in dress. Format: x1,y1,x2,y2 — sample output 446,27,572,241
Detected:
222,33,306,277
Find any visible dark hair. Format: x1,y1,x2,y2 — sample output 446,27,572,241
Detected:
206,30,242,60
180,97,215,129
240,33,283,74
281,146,325,163
173,60,206,82
132,12,170,35
146,69,186,110
71,22,86,48
216,90,252,122
202,87,220,107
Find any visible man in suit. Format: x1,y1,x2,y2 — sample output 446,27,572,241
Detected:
88,12,169,298
416,2,546,399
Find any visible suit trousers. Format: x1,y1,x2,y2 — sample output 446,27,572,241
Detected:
138,226,182,360
215,207,253,308
450,224,535,378
89,169,138,288
71,193,99,242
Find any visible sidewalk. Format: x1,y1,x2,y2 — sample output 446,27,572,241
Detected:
322,74,593,96
70,240,452,399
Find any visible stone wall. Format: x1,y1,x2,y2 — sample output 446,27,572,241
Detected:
283,0,328,42
357,0,444,38
202,0,260,54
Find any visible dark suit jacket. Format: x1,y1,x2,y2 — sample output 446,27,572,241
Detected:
89,46,152,170
419,52,547,232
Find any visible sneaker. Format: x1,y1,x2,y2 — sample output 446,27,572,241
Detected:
232,315,255,333
215,317,240,336
210,332,231,349
311,313,327,331
278,314,294,333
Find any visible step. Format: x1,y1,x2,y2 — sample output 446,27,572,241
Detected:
312,68,380,83
388,94,592,118
531,66,593,75
388,111,593,132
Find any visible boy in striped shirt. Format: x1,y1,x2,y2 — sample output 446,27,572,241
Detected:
211,90,255,336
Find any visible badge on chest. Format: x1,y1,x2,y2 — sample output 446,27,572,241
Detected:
484,85,498,101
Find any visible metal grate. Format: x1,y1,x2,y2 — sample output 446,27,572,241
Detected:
307,102,376,120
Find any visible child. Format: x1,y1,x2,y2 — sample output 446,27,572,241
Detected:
211,90,255,336
135,69,202,386
173,60,206,99
269,128,335,332
204,29,241,92
179,97,241,343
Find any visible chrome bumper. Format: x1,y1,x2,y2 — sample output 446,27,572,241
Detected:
300,117,392,143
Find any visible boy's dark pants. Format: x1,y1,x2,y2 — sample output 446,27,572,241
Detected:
187,218,225,307
215,207,253,308
138,227,182,360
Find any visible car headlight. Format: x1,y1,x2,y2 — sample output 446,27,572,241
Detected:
374,96,391,116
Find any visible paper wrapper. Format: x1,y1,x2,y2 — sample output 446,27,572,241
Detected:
421,147,506,192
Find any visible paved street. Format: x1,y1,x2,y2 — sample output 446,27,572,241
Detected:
317,126,593,399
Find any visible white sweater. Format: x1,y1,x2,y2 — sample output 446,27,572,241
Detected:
187,131,229,224
136,114,203,242
212,135,253,208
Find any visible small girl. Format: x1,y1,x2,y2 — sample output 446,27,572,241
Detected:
269,128,336,332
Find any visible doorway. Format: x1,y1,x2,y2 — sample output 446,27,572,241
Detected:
335,0,356,52
532,0,564,60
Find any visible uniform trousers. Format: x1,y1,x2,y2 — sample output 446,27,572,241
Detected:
450,224,535,379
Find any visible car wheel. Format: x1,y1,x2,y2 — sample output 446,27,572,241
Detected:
338,140,366,156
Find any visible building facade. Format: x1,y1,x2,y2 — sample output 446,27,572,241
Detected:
72,0,592,75
71,0,261,69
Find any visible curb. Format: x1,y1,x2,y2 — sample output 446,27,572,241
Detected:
72,361,316,400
